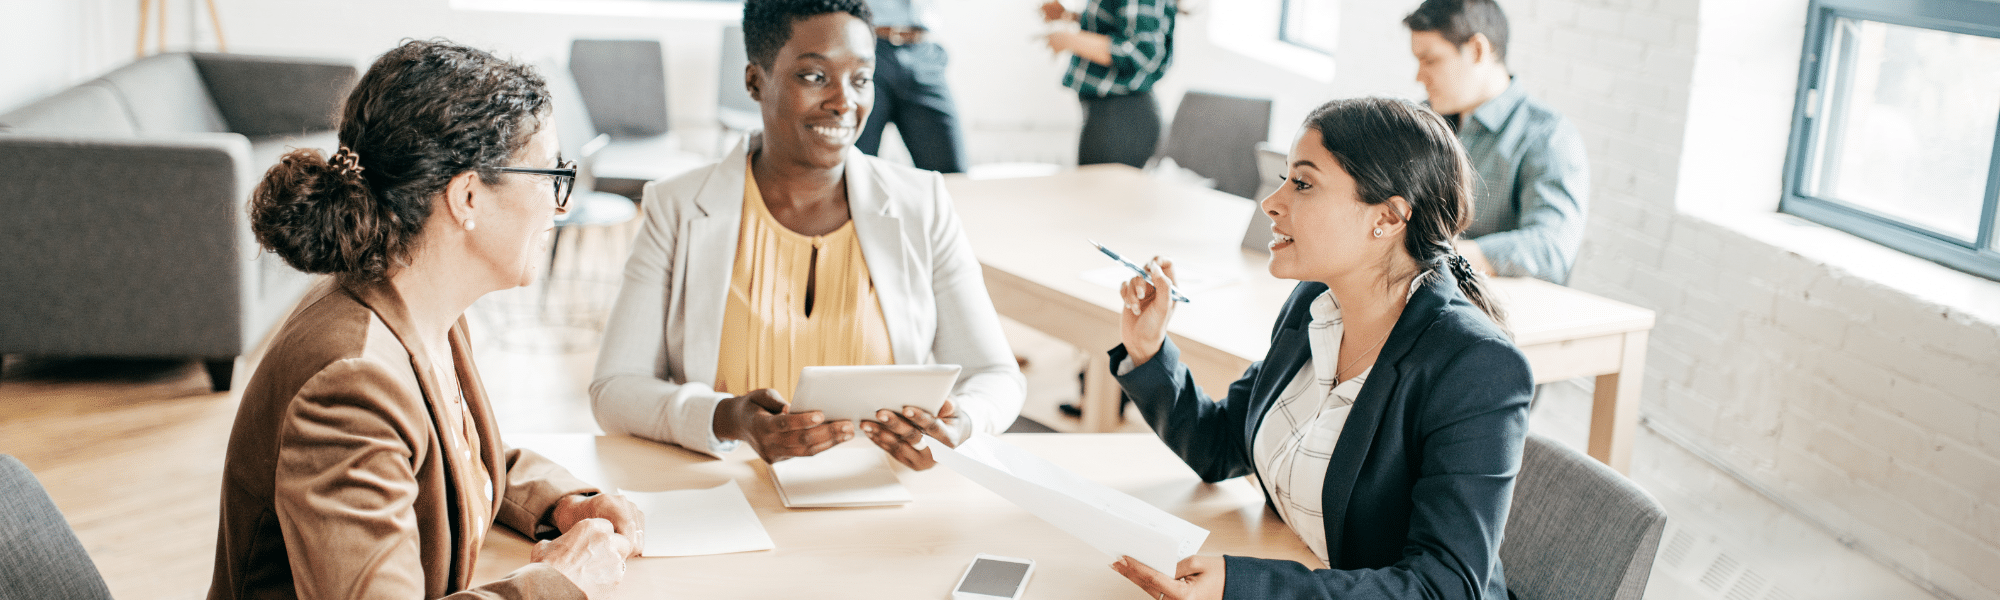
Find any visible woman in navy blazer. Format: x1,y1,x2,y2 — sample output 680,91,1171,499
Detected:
1107,98,1532,600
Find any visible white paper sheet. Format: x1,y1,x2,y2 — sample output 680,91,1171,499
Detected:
769,444,913,508
619,480,775,557
922,434,1208,574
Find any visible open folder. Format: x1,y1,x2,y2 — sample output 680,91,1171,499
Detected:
921,434,1209,574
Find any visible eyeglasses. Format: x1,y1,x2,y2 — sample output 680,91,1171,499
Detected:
493,159,578,209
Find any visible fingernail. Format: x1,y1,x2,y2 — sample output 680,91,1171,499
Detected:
861,422,875,433
810,413,823,424
904,407,917,418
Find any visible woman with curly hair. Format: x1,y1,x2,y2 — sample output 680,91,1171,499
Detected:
209,40,641,600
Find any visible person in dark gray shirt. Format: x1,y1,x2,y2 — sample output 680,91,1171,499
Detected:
1407,0,1588,284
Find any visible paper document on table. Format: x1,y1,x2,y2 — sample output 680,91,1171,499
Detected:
619,480,774,557
770,443,913,508
922,434,1207,574
1080,264,1236,296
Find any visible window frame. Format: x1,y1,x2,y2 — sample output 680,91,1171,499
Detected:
1780,0,2000,281
1277,0,1336,56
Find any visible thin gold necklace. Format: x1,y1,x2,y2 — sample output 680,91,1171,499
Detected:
1335,327,1390,384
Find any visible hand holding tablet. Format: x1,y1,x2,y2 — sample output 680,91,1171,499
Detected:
790,364,962,425
793,364,966,470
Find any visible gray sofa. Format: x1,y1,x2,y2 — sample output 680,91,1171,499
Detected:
0,52,357,391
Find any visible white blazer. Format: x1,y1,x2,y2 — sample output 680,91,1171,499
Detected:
590,134,1025,456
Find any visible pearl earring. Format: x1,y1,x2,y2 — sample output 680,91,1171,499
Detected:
1372,227,1384,238
463,219,476,231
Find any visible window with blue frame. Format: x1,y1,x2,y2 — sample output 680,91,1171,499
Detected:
1783,0,2000,280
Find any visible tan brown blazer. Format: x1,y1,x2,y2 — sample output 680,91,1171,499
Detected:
209,278,596,600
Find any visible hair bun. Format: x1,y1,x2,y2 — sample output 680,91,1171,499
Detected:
248,147,389,276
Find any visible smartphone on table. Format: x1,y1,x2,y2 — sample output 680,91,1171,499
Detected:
951,554,1036,600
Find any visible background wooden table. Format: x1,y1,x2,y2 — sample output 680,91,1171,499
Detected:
945,166,1654,472
474,433,1315,599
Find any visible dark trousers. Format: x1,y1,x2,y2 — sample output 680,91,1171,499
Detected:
1077,90,1161,169
857,39,968,174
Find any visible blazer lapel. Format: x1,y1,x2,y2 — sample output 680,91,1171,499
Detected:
843,149,921,364
679,136,753,384
343,280,476,583
1316,271,1455,567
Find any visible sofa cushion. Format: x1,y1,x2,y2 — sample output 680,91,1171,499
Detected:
95,54,229,134
0,83,136,135
194,54,358,137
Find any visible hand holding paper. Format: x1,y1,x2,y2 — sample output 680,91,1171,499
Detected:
921,434,1209,574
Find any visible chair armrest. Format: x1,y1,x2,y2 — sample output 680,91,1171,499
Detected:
192,53,359,137
0,133,261,357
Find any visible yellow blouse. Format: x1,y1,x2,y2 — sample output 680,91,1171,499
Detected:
716,160,895,400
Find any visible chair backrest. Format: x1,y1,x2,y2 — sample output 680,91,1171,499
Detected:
1240,141,1286,252
1501,434,1668,600
717,25,762,132
1158,90,1273,200
0,455,113,600
568,39,670,138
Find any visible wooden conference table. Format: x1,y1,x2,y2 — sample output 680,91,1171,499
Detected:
944,165,1656,472
473,433,1316,599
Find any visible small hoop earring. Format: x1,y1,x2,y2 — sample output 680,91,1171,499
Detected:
463,219,476,231
1372,227,1384,238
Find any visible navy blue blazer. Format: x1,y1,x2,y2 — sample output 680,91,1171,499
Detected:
1110,270,1531,600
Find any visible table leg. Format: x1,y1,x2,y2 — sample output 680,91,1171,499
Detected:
1081,353,1123,433
1588,330,1648,474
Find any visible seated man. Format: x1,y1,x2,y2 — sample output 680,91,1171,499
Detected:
590,0,1025,470
1406,0,1589,284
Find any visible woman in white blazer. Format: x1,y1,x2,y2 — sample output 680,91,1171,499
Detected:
590,0,1023,470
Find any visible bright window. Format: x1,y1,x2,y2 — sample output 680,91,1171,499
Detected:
1782,0,2000,280
1279,0,1338,55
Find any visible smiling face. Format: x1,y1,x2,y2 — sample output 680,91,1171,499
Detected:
469,118,565,290
749,11,875,170
1410,30,1487,116
1261,127,1406,285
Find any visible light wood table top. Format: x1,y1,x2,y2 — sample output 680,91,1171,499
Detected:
945,165,1655,471
474,433,1314,599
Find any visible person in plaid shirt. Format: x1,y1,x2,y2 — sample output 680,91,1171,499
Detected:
1041,0,1178,168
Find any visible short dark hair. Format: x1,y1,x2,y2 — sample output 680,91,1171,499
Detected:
1404,0,1511,63
742,0,873,70
249,39,549,282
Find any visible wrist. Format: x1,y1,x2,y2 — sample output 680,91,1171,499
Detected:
711,396,745,442
548,492,595,533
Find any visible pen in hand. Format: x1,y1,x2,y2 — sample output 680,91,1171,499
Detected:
1089,239,1191,303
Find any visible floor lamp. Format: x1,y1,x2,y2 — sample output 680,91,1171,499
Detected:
137,0,228,59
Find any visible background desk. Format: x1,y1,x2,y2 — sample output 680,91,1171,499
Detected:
944,166,1655,472
473,433,1314,599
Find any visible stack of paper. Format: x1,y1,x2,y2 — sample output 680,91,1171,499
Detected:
922,434,1209,574
769,444,913,508
618,480,775,557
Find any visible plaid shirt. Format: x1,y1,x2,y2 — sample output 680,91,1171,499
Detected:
1062,0,1176,98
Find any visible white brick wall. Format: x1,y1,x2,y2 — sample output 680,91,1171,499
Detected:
1508,0,2000,597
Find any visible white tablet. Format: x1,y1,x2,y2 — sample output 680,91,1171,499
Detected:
790,364,962,425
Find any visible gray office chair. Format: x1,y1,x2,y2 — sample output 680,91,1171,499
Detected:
718,26,762,135
1241,141,1287,252
0,455,114,600
567,39,707,186
1156,90,1273,200
1501,434,1668,600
